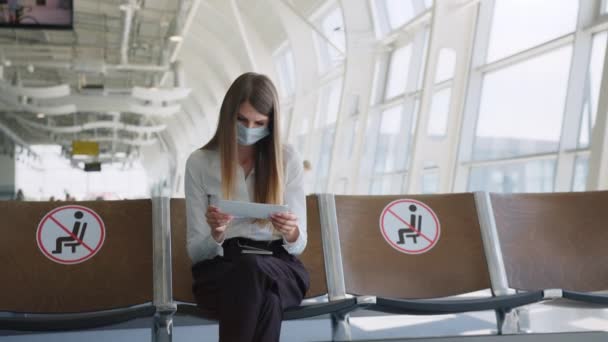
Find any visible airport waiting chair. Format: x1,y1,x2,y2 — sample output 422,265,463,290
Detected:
170,195,357,331
0,200,156,331
488,191,608,306
329,193,544,327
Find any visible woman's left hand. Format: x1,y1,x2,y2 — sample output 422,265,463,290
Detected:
270,212,299,243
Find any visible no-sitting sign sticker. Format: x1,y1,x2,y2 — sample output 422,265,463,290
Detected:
379,199,440,255
36,205,105,265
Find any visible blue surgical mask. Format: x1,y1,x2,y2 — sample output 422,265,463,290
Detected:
237,122,270,145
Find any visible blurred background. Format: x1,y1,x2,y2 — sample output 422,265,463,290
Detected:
0,0,607,202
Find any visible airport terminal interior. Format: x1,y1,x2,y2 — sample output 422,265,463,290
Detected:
1,0,608,341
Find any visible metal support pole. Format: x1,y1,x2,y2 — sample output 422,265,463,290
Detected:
152,197,177,342
474,191,523,334
331,312,352,341
318,193,352,341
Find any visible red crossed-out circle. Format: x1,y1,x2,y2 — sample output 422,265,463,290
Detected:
36,205,105,265
379,199,440,255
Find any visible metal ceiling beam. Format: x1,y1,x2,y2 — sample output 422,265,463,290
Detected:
12,115,167,135
1,92,183,117
8,60,169,73
120,0,138,65
158,0,201,85
0,120,37,157
58,136,158,146
275,0,345,56
229,0,257,71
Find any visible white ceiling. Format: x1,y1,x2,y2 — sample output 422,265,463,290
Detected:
0,0,329,172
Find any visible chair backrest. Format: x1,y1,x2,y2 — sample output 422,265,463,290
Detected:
171,195,328,303
0,200,153,313
298,195,328,298
334,193,491,299
490,191,608,292
171,198,195,303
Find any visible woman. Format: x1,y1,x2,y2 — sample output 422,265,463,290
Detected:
185,72,309,342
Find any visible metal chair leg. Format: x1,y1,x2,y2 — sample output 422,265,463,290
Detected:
331,312,352,341
152,311,175,342
496,308,520,335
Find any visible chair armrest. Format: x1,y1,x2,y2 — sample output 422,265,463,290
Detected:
176,298,358,321
562,290,608,306
284,298,357,320
369,291,544,315
0,304,156,331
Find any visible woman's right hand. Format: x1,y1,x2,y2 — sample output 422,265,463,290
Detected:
206,205,233,242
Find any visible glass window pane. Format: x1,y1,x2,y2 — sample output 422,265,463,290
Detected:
274,48,296,98
579,31,607,148
299,115,310,136
358,112,381,193
315,78,343,129
370,174,404,195
417,30,430,90
427,88,451,137
370,0,384,38
374,105,402,173
16,145,149,200
316,7,345,73
296,135,307,156
373,102,416,174
604,0,608,13
314,127,336,192
296,115,310,153
385,0,414,29
370,177,384,195
330,117,358,193
422,169,439,194
326,78,343,125
379,106,402,134
336,117,358,163
411,99,419,135
579,101,591,147
322,8,345,55
572,155,589,191
474,46,572,160
348,118,359,158
333,177,349,194
435,48,456,83
487,0,578,62
372,0,431,37
468,159,556,193
324,9,345,45
385,44,412,99
302,158,314,194
282,107,293,140
370,59,383,105
589,32,607,127
285,50,296,92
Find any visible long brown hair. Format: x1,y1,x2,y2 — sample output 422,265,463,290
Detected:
202,72,284,205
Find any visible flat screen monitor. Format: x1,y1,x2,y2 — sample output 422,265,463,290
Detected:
0,0,73,30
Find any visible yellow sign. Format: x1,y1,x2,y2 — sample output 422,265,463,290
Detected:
72,141,99,156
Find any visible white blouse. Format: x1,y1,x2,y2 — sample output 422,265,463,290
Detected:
185,144,307,263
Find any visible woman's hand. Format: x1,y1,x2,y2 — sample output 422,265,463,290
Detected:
206,206,233,243
270,212,299,243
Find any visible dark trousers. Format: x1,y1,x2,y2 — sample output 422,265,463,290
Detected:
192,238,310,342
